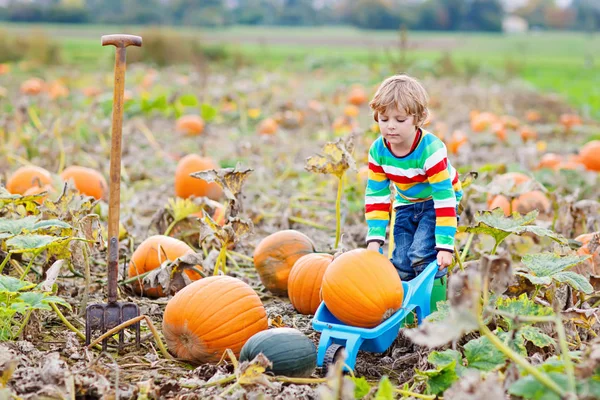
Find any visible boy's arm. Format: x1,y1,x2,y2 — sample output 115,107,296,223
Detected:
365,147,391,245
423,143,457,252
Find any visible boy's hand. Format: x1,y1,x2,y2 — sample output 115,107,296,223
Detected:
437,250,453,269
367,242,381,252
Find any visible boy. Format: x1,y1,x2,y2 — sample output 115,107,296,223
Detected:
365,74,462,280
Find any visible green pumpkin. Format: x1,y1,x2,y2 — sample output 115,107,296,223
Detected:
239,328,317,377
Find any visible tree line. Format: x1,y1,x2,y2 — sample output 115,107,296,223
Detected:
0,0,598,33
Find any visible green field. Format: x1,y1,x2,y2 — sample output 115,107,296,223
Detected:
3,23,599,119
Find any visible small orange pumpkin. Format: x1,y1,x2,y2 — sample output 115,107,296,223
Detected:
488,190,550,216
20,78,45,95
447,130,467,154
60,166,107,200
162,275,268,363
575,232,599,276
321,249,403,328
128,235,202,298
470,112,497,132
6,166,53,195
343,104,360,118
258,118,278,135
500,115,520,130
174,154,223,201
288,253,333,315
23,184,56,204
176,115,205,136
579,141,600,171
537,153,563,170
559,113,582,131
525,110,541,122
347,85,367,106
519,125,538,142
82,86,101,98
253,230,315,296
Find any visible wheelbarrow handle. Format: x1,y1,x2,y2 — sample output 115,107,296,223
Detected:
103,34,141,304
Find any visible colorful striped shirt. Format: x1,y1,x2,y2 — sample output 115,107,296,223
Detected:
365,130,463,252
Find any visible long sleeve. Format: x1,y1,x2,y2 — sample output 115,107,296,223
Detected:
365,144,391,244
423,144,457,252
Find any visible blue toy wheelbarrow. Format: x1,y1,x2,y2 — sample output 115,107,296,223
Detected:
312,260,440,372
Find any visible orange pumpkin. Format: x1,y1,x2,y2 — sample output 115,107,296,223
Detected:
174,154,223,201
486,172,531,211
258,118,278,135
500,115,520,130
575,232,599,276
20,78,45,95
519,126,538,142
128,235,202,298
579,141,600,171
347,85,367,106
253,230,315,296
48,81,69,99
447,130,468,154
559,113,582,131
488,190,550,216
525,110,541,122
82,86,101,98
60,166,107,200
23,184,55,204
176,115,205,136
6,166,53,195
537,153,563,170
492,122,507,142
162,275,268,363
321,249,403,328
470,112,496,132
344,105,360,118
287,253,333,315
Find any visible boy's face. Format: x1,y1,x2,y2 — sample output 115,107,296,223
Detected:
378,107,418,148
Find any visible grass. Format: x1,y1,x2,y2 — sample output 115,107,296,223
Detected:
2,22,598,118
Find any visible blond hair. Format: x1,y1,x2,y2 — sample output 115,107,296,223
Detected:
369,74,429,126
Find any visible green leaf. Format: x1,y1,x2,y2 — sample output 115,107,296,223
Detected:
6,235,68,253
16,292,71,311
464,336,507,371
32,219,72,231
374,376,394,400
351,376,371,399
0,276,36,293
518,253,592,293
0,216,38,237
428,349,462,368
425,300,450,323
521,253,588,276
509,373,568,400
466,209,566,245
151,95,168,111
497,329,527,356
553,271,594,294
179,94,199,107
416,360,459,395
496,294,555,330
201,103,218,122
519,326,556,349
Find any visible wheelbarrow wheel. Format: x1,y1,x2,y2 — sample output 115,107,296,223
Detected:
323,344,346,374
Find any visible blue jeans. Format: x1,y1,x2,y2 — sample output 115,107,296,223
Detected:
390,199,448,281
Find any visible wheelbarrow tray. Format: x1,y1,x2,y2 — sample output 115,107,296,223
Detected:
312,260,439,371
